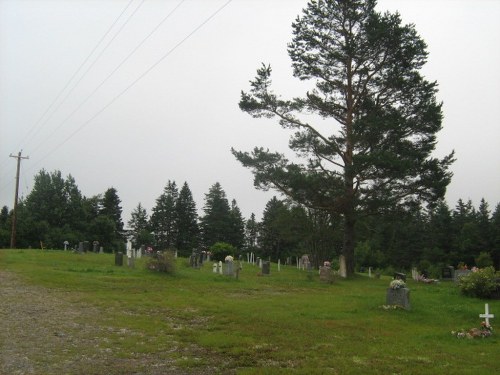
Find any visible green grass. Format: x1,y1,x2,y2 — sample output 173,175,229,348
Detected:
1,249,499,374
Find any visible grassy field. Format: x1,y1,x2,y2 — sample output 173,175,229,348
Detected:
1,249,499,374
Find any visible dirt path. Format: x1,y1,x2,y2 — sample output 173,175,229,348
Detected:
0,271,226,375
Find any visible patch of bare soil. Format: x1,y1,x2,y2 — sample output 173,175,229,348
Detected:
0,271,231,375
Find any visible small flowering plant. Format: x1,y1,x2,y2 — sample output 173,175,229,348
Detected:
452,322,493,339
389,279,406,289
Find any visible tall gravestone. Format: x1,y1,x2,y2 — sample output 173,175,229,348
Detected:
339,255,347,278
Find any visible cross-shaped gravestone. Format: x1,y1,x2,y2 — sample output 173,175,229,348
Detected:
479,303,494,326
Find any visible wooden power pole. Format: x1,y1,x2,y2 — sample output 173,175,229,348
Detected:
9,151,29,249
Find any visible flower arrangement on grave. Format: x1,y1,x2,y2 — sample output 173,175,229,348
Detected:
452,322,493,339
225,255,234,262
389,279,406,290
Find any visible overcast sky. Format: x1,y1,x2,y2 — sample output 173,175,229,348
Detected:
1,0,499,224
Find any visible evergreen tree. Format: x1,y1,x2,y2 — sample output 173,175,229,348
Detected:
200,183,233,249
491,203,500,269
229,199,246,250
128,203,151,249
175,182,199,256
245,213,259,253
100,187,124,234
150,181,178,250
233,0,454,275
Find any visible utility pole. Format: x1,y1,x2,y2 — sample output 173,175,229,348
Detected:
9,151,29,249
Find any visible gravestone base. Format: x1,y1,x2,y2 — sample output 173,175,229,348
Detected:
386,288,411,310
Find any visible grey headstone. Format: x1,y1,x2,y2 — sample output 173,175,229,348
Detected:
386,288,411,310
262,261,270,275
319,266,333,283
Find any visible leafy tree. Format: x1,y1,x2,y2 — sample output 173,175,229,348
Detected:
200,183,233,249
128,203,151,249
0,205,10,248
150,181,178,250
175,182,199,256
232,0,454,275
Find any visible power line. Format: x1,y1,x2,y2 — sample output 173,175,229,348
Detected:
26,0,147,156
26,0,232,174
12,0,136,153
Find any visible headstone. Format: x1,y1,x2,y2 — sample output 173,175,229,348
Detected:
92,241,99,252
480,303,495,326
258,258,263,269
393,272,406,282
262,261,270,275
278,259,281,272
99,247,104,254
78,242,84,253
454,269,471,282
127,256,135,268
63,240,69,251
441,266,454,281
137,248,142,259
213,263,218,273
368,267,372,278
411,267,419,281
386,288,411,310
115,252,123,266
319,266,333,283
218,261,223,275
339,255,347,278
225,260,234,276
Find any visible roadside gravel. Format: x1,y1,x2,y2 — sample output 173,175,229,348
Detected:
0,270,227,375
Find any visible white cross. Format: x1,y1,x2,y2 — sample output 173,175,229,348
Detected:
479,303,494,326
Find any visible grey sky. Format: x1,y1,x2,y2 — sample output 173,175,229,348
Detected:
1,0,499,224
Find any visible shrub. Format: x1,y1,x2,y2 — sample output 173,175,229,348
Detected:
475,252,494,268
146,251,176,274
209,242,237,262
458,266,499,299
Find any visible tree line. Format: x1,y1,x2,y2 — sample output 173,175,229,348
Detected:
0,169,498,274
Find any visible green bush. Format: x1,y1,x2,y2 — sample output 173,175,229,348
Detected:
475,252,493,268
146,251,176,274
458,267,499,299
209,242,237,262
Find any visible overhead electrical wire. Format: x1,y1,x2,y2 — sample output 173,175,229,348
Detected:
27,0,148,156
10,0,136,154
25,0,233,175
0,0,136,196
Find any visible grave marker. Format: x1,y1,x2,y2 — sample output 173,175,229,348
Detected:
480,303,494,326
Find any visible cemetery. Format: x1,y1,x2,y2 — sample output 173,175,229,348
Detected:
1,249,499,374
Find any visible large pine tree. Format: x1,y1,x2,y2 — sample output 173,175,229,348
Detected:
175,182,199,256
233,0,454,275
150,181,178,250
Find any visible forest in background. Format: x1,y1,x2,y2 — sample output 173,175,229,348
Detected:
1,169,499,276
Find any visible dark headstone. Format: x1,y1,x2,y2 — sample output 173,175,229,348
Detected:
262,261,270,275
441,266,454,280
115,252,123,266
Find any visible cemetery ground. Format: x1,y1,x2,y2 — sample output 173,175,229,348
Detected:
1,251,499,375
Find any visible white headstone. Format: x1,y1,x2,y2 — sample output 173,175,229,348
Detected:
213,263,218,273
278,259,281,272
339,255,347,278
480,303,495,326
218,261,223,275
368,267,372,278
137,248,142,258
